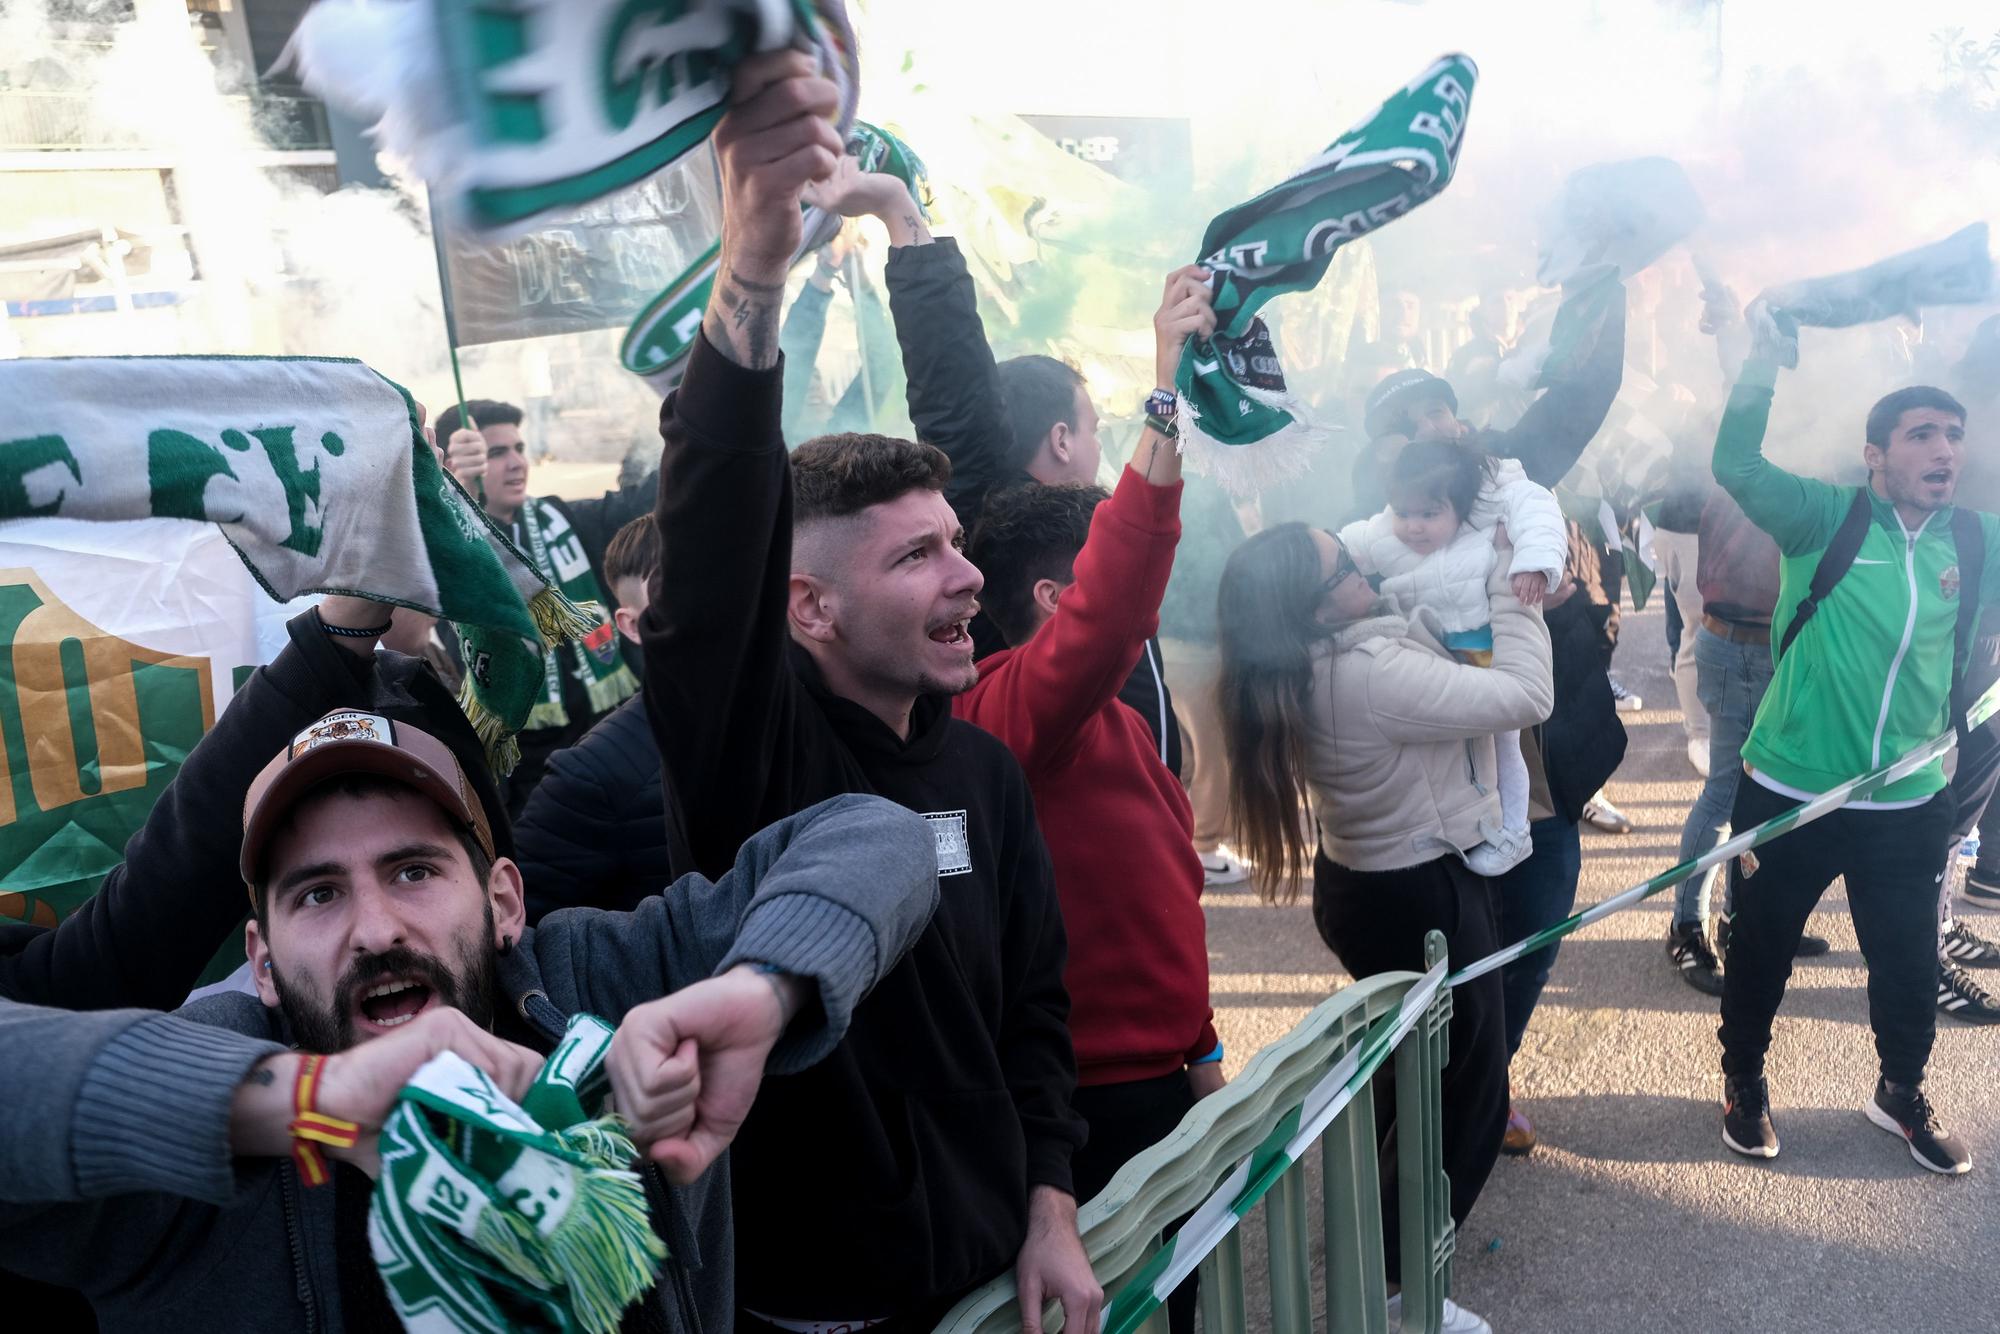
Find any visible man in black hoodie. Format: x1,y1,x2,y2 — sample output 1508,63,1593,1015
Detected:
640,52,1097,1333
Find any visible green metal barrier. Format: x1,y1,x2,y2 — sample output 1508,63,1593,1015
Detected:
934,932,1457,1334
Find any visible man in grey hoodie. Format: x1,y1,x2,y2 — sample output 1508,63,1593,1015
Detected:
0,675,938,1332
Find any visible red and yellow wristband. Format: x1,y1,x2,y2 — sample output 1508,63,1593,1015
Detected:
288,1053,362,1187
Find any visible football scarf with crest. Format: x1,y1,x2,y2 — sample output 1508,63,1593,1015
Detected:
1174,55,1478,494
370,1014,666,1334
0,354,592,775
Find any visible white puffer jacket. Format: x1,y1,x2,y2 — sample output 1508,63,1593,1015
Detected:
1337,457,1567,635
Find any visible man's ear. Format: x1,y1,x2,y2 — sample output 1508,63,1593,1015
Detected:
1032,577,1066,624
486,857,527,948
1045,421,1073,469
788,573,839,645
1863,441,1887,476
245,916,281,1009
613,605,642,645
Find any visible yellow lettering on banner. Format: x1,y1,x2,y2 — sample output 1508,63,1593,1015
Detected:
0,569,215,827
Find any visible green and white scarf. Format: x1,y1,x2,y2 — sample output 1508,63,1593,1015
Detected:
0,355,592,773
514,499,639,732
1174,55,1478,494
622,119,931,386
371,1014,665,1334
1747,221,1992,368
292,0,861,239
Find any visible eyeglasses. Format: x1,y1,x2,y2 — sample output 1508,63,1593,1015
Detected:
1318,530,1363,598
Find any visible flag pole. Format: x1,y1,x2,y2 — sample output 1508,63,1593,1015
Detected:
427,187,483,503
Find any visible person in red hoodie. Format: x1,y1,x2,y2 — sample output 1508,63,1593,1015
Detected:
955,265,1222,1232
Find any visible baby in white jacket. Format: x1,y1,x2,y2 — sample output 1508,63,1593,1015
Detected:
1338,438,1567,875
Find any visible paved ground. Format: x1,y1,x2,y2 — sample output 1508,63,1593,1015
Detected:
1203,603,2000,1332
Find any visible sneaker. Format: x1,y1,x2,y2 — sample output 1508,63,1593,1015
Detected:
1686,737,1710,778
1464,825,1533,876
1964,864,2000,910
1941,918,2000,968
1866,1079,1972,1175
1581,791,1633,834
1721,1073,1779,1159
1936,963,2000,1024
1609,674,1644,712
1199,849,1250,887
1501,1105,1537,1156
1667,920,1725,996
1385,1294,1491,1333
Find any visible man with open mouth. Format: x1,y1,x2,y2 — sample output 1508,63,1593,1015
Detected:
1711,340,1997,1177
0,587,939,1334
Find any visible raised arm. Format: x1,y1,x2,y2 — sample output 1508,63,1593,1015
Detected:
1711,360,1844,556
639,52,845,878
0,598,415,1011
1487,278,1628,487
962,268,1212,772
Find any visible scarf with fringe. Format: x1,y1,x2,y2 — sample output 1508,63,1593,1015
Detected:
1175,54,1478,495
290,0,860,239
370,1014,665,1334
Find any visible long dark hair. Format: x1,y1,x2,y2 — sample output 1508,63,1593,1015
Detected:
1215,523,1332,904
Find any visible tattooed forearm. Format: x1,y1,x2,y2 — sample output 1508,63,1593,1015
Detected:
703,264,787,370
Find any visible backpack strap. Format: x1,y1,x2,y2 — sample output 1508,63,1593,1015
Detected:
1777,487,1874,663
1951,506,1986,736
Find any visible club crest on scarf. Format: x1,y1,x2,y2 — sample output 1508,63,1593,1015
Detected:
1174,54,1478,495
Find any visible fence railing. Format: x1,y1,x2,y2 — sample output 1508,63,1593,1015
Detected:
935,931,1456,1334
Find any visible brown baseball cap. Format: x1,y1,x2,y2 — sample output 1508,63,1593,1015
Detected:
239,708,498,895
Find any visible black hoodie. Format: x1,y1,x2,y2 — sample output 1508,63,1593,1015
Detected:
640,332,1083,1317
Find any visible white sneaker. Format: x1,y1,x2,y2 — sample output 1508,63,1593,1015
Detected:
1686,737,1710,778
1463,826,1532,876
1199,849,1250,887
1386,1293,1492,1333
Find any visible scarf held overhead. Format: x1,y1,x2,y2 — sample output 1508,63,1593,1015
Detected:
516,498,638,731
371,1014,666,1334
1175,54,1478,494
621,118,931,386
289,0,860,238
0,355,592,773
1746,221,1993,368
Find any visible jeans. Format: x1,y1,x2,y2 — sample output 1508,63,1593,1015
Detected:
1673,626,1774,926
1494,815,1584,1057
1719,780,1950,1086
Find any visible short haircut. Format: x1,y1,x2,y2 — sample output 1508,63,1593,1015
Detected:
433,398,524,441
996,355,1086,477
1387,438,1492,525
251,772,492,926
603,515,660,591
1865,386,1967,449
791,433,953,525
968,482,1108,645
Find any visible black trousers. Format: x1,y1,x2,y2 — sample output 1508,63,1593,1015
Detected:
1072,1072,1199,1334
1719,778,1951,1087
1311,850,1508,1277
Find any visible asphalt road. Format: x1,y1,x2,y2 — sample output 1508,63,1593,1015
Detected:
1202,604,2000,1333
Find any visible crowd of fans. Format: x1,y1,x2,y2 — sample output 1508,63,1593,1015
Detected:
5,49,2000,1334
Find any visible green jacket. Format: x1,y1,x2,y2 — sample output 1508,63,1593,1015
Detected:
1714,360,2000,803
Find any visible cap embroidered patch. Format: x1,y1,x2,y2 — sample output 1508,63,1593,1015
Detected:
290,709,392,758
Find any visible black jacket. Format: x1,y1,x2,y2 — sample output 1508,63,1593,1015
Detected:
1538,593,1628,822
514,691,687,920
886,237,1184,778
0,609,506,1011
640,331,1084,1318
495,478,658,815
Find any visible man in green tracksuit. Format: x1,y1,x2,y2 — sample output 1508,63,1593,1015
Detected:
1713,357,1993,1174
